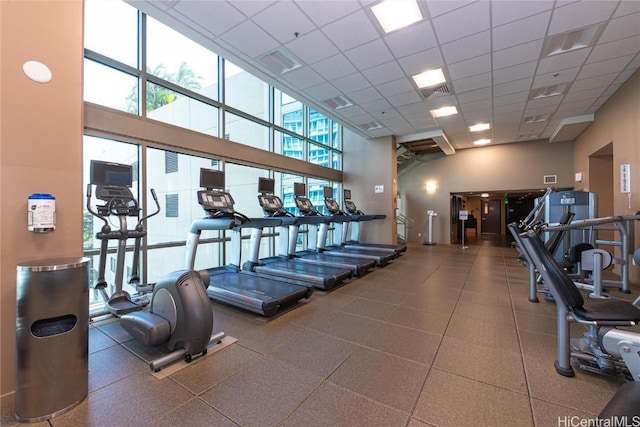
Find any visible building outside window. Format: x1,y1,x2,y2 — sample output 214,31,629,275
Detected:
82,0,343,314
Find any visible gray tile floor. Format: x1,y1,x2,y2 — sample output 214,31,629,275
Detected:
2,238,638,427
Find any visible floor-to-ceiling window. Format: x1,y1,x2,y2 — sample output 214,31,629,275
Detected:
83,0,343,314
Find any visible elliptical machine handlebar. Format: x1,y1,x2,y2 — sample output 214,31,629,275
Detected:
136,188,161,232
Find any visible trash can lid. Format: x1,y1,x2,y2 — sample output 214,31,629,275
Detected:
17,257,90,272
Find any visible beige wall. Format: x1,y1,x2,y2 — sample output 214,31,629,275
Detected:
573,69,640,283
1,0,84,396
342,133,397,244
397,140,575,244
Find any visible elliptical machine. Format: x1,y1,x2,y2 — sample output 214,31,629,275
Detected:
86,160,160,316
87,160,224,371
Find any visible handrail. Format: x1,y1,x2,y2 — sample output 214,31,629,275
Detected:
396,213,414,242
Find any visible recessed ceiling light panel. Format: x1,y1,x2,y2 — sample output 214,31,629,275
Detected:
371,0,423,33
469,123,490,132
473,139,491,146
430,106,458,118
412,68,446,89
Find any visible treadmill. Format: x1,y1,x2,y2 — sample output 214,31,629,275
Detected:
241,177,352,290
294,183,395,267
340,188,407,256
282,182,376,277
184,168,313,317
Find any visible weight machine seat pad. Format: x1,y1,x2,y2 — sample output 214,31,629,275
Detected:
573,299,640,322
598,381,640,418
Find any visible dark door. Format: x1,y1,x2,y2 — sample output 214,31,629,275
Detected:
481,200,501,234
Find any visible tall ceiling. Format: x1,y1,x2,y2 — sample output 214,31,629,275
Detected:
130,0,640,158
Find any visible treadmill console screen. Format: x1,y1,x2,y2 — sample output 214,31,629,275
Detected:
293,182,306,197
323,186,334,199
344,189,351,200
90,160,133,187
344,200,357,213
200,168,224,190
258,177,275,194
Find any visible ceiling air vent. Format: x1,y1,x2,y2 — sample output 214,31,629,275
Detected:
323,95,353,110
360,122,383,131
543,175,558,185
541,24,605,58
420,84,450,99
524,114,550,123
257,48,302,75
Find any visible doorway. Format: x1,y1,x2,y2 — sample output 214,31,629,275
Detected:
481,199,501,234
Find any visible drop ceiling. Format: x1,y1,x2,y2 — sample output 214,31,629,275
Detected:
129,0,640,154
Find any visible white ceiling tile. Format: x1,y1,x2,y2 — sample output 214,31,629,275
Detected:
453,73,491,94
387,91,424,107
431,2,490,44
345,39,394,70
492,11,551,51
563,86,607,103
493,61,537,85
494,91,529,106
548,1,618,35
532,67,580,88
525,96,563,110
339,105,368,118
600,12,640,43
614,68,637,84
613,1,640,18
570,73,618,92
346,87,383,103
280,66,325,89
229,1,275,18
587,36,640,64
376,78,416,97
173,1,246,36
332,73,372,93
448,54,491,80
491,1,554,27
310,54,357,80
424,1,476,19
536,49,591,74
578,54,637,79
459,98,492,113
397,102,430,115
362,61,406,85
359,98,394,113
218,20,279,58
384,21,438,59
252,2,316,44
456,87,491,103
423,94,458,109
441,31,490,64
322,10,380,51
493,39,544,70
304,82,341,100
294,0,362,26
286,30,339,64
396,47,445,75
494,77,533,97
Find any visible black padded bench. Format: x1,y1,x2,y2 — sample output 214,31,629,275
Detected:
599,381,640,418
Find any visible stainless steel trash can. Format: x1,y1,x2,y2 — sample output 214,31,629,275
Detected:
15,257,90,423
